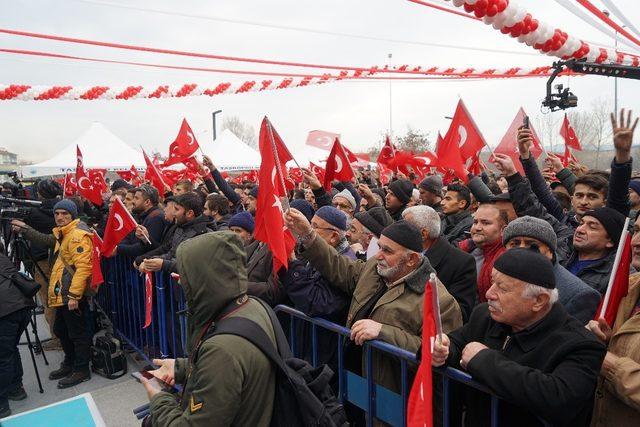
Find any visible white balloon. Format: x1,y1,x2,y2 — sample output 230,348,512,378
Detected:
513,7,526,23
466,0,477,4
518,34,528,43
586,49,598,62
483,15,495,25
492,20,503,30
452,0,465,7
493,12,507,27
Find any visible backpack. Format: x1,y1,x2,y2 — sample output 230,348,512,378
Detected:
91,332,127,379
203,298,349,427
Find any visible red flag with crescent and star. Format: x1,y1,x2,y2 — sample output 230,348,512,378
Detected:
91,232,104,290
63,172,77,197
310,162,326,183
143,272,153,329
494,108,543,175
254,117,296,274
101,197,138,257
436,131,467,183
323,138,355,190
88,169,108,193
444,99,487,160
377,135,396,169
75,146,103,206
162,118,200,167
560,113,582,151
306,130,341,151
143,150,170,194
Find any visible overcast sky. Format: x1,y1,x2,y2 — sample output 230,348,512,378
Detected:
1,0,639,163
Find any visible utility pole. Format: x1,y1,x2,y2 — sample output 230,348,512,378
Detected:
212,110,222,142
387,53,393,150
603,10,620,112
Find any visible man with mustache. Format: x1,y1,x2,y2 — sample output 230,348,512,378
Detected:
432,248,606,426
285,209,462,394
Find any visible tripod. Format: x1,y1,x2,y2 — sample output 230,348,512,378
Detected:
9,234,50,394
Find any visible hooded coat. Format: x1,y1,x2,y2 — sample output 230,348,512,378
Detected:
149,232,276,427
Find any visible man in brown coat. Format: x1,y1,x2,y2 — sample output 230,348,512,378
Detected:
285,210,462,393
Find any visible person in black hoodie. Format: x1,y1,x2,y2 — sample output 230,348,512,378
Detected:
135,193,214,274
0,253,36,417
22,179,60,350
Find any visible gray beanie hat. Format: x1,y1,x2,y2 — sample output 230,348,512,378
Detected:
53,199,78,219
332,189,356,210
419,175,443,196
502,216,557,253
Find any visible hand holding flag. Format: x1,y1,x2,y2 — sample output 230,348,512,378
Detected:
102,197,138,256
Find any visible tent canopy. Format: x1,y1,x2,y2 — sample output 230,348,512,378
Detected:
21,122,145,178
201,129,261,171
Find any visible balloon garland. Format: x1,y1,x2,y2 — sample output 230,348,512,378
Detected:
444,0,639,66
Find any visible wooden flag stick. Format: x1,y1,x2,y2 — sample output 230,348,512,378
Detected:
430,272,443,344
598,216,631,319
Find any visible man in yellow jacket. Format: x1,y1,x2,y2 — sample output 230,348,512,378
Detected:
12,199,94,388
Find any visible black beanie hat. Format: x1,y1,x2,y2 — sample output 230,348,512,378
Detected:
583,207,626,246
494,248,556,289
380,220,423,253
388,180,414,205
354,206,393,238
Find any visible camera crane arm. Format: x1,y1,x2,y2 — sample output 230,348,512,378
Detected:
543,59,640,111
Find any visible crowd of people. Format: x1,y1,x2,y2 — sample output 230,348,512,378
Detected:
1,109,639,426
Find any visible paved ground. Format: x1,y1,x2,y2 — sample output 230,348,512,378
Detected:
5,312,149,426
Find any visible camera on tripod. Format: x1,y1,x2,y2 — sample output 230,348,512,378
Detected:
542,83,578,112
0,195,42,221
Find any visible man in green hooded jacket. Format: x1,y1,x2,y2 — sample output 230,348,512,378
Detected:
140,232,276,426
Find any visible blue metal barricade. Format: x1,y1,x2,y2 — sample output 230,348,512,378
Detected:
101,256,506,425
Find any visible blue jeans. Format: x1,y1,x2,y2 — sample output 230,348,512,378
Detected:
0,308,31,407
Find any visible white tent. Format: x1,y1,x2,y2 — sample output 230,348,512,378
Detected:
21,122,145,178
201,128,261,171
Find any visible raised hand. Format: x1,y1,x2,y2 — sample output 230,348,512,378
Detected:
611,108,638,163
491,153,517,177
517,127,534,159
545,153,564,173
301,168,322,190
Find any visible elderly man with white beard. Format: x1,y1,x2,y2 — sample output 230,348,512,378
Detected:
432,248,606,427
284,209,462,394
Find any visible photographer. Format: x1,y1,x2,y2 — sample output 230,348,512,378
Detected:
11,199,94,389
22,179,62,350
0,253,36,418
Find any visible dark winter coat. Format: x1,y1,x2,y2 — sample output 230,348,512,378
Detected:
562,249,617,295
446,303,606,427
24,198,57,261
0,254,36,318
425,237,477,322
553,262,601,324
117,206,166,257
135,215,214,273
440,210,473,247
245,239,283,306
280,240,355,368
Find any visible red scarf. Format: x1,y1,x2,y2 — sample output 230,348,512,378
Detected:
476,241,505,303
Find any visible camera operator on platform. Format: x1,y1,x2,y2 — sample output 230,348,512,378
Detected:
19,179,62,350
11,198,94,389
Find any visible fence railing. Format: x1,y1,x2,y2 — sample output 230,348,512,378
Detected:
99,255,503,426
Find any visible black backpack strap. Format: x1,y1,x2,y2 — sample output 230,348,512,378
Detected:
210,317,290,376
249,297,294,359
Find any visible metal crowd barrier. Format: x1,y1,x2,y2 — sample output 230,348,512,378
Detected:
98,255,503,426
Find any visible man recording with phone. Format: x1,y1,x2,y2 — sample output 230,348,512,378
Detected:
10,198,94,389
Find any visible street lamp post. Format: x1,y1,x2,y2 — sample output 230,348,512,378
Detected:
212,110,222,142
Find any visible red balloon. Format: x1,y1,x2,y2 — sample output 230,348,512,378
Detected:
523,14,532,25
496,0,507,12
552,40,562,50
500,26,511,34
463,3,474,12
486,5,498,16
510,29,521,37
476,0,488,10
529,20,538,32
474,9,486,18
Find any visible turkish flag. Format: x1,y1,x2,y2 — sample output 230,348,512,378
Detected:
407,278,436,427
162,118,200,167
560,114,582,150
309,162,326,184
595,222,632,326
289,168,304,184
494,108,543,175
143,150,169,194
466,154,482,176
63,173,77,197
75,146,103,206
436,131,467,182
88,169,108,193
102,197,138,256
378,135,397,169
91,232,104,291
444,99,487,160
143,272,153,329
378,163,393,185
254,117,296,274
306,130,341,151
324,138,355,190
116,165,144,186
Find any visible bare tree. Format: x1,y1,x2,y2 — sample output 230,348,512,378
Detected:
395,126,432,153
534,113,561,152
586,100,613,169
222,116,257,148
